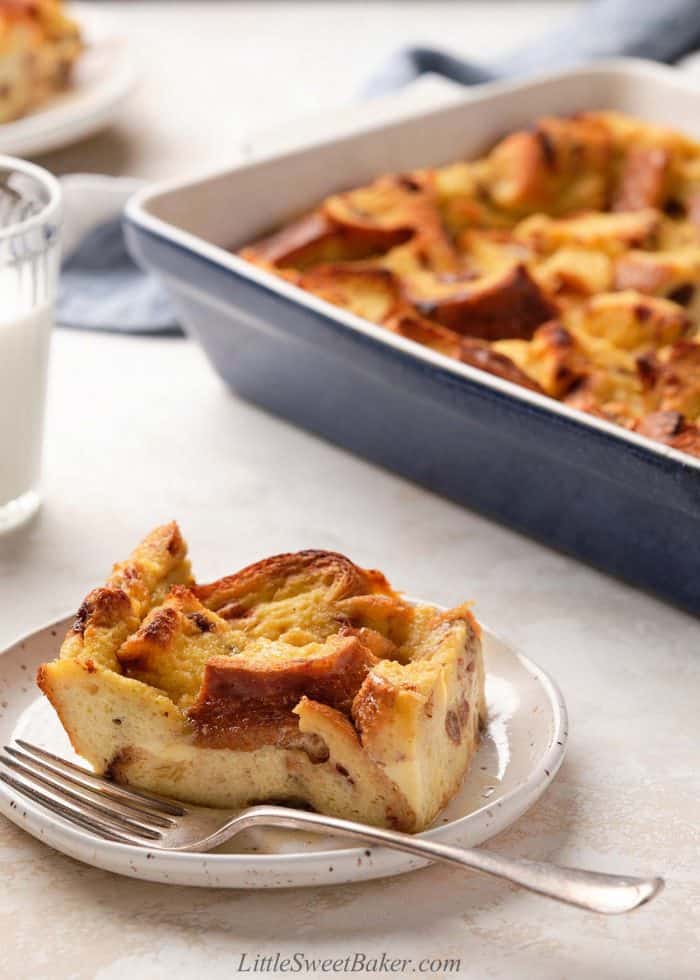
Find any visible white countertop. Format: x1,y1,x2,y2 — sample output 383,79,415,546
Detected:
0,3,698,979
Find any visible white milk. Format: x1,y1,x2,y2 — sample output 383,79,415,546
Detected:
0,301,52,507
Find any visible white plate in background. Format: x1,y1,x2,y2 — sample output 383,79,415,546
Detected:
0,9,136,158
0,609,567,888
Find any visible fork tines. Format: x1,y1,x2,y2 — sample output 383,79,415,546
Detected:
0,740,185,845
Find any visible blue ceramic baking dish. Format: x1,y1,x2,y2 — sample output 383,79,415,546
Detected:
125,61,700,614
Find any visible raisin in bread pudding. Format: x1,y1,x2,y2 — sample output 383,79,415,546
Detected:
37,523,485,832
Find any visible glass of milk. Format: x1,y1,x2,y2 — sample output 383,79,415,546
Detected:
0,157,61,533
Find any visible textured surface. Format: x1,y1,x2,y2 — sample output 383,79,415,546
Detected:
1,2,698,978
241,110,700,454
38,533,484,830
1,309,698,980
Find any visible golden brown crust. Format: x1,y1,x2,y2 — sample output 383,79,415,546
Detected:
526,321,590,397
241,210,413,270
458,336,546,392
55,522,193,676
240,211,336,267
194,549,398,615
516,209,660,255
415,263,558,340
72,588,132,636
0,1,43,18
299,264,404,323
485,115,613,214
577,291,690,350
238,110,700,459
386,312,463,358
638,340,700,418
385,311,541,389
613,249,700,305
612,147,670,212
391,309,543,391
0,0,77,29
188,636,378,750
324,174,457,271
37,526,485,831
116,586,226,677
108,522,190,612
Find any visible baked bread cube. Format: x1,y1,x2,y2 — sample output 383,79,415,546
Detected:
414,263,558,341
637,340,700,418
238,110,700,458
298,264,403,324
37,523,486,832
484,114,613,216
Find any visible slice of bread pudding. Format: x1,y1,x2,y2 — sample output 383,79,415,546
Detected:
0,1,82,124
37,523,486,832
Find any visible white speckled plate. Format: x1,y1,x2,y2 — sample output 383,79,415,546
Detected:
0,611,567,888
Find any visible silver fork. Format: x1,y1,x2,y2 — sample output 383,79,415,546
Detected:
0,740,663,914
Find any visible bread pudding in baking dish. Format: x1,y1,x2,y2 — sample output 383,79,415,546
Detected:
37,523,485,832
0,1,82,123
241,111,700,458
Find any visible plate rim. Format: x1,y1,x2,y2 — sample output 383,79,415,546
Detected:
0,610,568,875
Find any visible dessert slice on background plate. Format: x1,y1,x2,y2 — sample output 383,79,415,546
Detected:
0,3,136,157
0,0,82,124
37,522,485,832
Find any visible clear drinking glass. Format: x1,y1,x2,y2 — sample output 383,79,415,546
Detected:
0,157,62,533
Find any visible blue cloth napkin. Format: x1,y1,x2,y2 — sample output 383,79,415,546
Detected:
59,0,700,335
57,216,180,334
364,0,700,95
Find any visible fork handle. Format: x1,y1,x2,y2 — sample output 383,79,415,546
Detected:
219,805,663,914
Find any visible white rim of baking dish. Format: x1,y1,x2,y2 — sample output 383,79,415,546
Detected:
0,610,567,872
126,57,700,477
